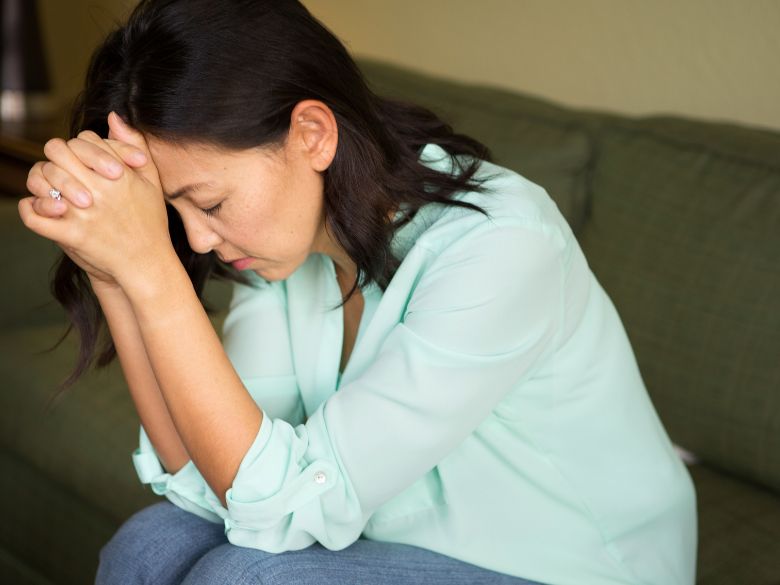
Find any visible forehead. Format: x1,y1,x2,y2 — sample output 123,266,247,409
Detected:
146,138,234,170
145,138,279,198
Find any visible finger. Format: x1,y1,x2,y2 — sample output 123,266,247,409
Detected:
79,129,148,169
106,111,148,151
107,112,159,183
31,191,68,217
42,137,98,195
18,196,74,244
26,161,70,216
111,139,148,167
66,134,125,179
40,160,93,209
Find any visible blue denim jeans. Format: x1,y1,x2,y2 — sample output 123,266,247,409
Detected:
95,501,547,584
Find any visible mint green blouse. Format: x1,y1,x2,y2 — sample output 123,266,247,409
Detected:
132,144,697,585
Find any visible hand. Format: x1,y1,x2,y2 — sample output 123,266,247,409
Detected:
19,112,175,289
24,117,152,288
26,124,149,218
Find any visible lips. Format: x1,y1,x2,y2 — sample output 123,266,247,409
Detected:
229,258,254,271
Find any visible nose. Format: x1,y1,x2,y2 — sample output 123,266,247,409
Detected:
181,213,223,255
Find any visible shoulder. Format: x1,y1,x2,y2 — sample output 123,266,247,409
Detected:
405,148,574,265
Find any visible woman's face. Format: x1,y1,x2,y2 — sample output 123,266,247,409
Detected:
145,107,341,282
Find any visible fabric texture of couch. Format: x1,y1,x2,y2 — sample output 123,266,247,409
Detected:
1,58,778,585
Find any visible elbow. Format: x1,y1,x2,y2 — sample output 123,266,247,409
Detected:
209,476,231,509
160,453,191,475
207,408,266,509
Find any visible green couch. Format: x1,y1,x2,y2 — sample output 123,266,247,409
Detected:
1,59,778,585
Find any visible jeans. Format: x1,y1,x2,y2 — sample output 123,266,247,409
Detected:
95,501,547,585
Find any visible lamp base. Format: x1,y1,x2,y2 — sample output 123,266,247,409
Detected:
1,90,53,122
1,90,25,121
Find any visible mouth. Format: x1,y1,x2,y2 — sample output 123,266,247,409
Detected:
229,257,254,271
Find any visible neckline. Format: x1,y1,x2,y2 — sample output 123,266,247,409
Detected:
336,276,381,380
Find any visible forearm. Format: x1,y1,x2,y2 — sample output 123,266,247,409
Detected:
118,254,263,508
91,279,191,474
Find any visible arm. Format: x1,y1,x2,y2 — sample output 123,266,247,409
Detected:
92,279,191,475
103,266,305,523
92,279,225,522
118,255,263,509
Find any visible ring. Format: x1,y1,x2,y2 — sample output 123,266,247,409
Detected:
48,188,62,201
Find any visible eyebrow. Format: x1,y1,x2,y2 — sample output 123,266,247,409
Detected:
163,182,213,201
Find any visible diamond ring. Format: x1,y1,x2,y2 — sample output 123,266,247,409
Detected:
48,188,62,201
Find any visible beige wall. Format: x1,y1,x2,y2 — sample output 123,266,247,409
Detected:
37,1,780,131
302,0,780,131
37,0,136,112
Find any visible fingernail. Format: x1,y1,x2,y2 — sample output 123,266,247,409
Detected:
131,151,147,164
108,162,123,176
76,191,91,206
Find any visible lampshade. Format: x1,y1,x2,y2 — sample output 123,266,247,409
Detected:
1,0,51,92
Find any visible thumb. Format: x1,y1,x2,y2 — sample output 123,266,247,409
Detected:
107,111,159,182
107,111,146,148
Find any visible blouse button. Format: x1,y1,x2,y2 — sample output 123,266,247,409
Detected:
313,471,327,484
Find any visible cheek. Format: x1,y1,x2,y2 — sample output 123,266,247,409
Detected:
233,166,324,254
272,176,323,239
290,172,325,231
226,201,278,250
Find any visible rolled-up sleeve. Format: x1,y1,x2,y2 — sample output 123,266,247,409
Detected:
201,221,567,552
132,424,223,524
203,408,365,551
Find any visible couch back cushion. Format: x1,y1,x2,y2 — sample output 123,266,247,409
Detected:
358,59,593,234
579,118,780,493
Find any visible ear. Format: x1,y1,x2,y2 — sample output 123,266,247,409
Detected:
289,100,338,172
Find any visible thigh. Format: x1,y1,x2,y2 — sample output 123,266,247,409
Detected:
95,501,227,585
181,537,546,585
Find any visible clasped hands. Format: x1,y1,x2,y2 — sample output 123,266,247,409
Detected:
20,112,176,289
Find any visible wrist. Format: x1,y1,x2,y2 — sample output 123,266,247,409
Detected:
117,251,192,311
88,274,126,298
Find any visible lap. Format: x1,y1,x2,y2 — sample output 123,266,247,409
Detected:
97,501,544,585
182,536,543,585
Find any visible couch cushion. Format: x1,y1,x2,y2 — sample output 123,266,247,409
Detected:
688,463,780,585
0,449,118,585
0,307,232,526
579,121,780,493
358,59,593,234
0,323,170,521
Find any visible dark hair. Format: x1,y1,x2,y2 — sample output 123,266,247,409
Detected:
47,0,494,407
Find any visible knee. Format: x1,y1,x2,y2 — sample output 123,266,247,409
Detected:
181,543,320,585
96,501,217,585
96,503,172,584
95,502,156,585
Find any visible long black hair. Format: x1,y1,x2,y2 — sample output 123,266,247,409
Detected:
48,0,494,405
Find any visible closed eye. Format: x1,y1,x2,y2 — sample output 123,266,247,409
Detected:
201,202,222,217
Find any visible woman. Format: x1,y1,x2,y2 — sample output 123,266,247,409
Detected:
19,1,697,584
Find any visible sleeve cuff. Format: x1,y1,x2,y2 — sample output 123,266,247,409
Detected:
202,408,351,550
132,425,222,524
227,411,338,525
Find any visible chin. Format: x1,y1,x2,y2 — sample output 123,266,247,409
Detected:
253,266,289,282
253,254,309,282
